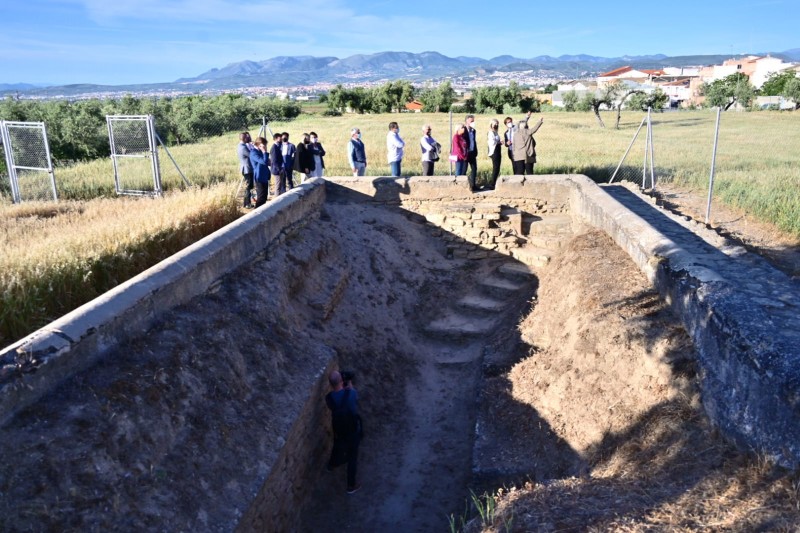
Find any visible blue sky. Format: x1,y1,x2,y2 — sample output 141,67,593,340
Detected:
1,0,797,85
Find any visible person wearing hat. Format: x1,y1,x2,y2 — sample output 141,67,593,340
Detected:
348,127,367,176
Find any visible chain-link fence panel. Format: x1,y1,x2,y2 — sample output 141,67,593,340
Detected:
107,115,162,196
0,121,57,203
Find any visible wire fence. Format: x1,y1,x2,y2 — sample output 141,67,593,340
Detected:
1,106,798,232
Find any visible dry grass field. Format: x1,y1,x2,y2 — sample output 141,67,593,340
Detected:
0,109,798,345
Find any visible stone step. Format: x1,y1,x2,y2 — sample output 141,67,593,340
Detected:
456,294,507,315
523,234,569,250
511,246,552,268
424,311,497,339
478,276,527,298
525,214,574,236
496,262,537,281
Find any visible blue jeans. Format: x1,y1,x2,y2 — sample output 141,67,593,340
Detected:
389,160,402,177
455,160,467,176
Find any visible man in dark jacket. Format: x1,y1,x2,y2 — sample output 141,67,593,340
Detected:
269,133,284,190
325,370,362,494
279,132,296,195
237,132,254,208
248,137,271,208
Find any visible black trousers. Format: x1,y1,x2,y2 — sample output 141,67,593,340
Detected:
254,181,270,207
422,161,435,176
512,160,534,176
242,171,254,207
466,152,478,190
278,169,295,195
328,435,360,488
489,149,502,188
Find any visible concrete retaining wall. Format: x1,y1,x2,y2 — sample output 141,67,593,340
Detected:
568,174,800,467
0,179,327,427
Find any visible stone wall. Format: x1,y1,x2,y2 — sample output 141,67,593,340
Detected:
236,358,337,533
326,175,572,259
0,179,327,426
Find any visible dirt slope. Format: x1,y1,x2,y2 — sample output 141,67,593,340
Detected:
466,230,800,532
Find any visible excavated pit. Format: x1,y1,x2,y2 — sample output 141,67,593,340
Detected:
0,196,705,532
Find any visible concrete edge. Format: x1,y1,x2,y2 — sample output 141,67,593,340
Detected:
567,175,800,467
0,179,327,426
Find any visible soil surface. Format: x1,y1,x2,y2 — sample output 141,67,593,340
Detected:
464,229,800,532
652,183,800,278
3,190,799,532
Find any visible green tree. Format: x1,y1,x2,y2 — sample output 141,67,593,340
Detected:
562,90,579,112
542,83,558,94
420,81,457,112
701,73,756,110
760,71,798,96
784,77,800,109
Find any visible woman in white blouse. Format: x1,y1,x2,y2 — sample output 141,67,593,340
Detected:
487,119,502,190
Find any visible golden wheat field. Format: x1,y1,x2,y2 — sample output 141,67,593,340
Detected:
0,109,798,345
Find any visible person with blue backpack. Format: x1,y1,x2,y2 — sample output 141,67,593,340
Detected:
325,369,363,494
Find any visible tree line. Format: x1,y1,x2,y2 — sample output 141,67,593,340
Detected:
325,80,547,115
0,94,301,164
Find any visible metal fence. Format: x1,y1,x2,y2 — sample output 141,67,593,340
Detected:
0,121,57,203
107,115,163,196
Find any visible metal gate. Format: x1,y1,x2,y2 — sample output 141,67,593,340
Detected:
0,120,57,203
106,115,163,196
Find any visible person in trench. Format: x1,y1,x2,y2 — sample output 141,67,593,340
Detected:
325,370,363,494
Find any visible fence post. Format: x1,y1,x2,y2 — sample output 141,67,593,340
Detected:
647,107,656,190
705,107,722,225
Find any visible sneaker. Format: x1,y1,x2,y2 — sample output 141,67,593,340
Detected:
346,483,362,495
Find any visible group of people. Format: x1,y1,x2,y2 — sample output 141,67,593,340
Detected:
381,112,544,192
236,130,326,208
237,113,545,208
450,111,544,191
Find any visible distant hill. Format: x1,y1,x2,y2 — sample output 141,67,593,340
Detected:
4,48,798,98
0,83,45,92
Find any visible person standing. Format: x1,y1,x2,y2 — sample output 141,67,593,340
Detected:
237,132,255,208
269,133,284,189
308,131,326,178
503,117,515,168
451,123,468,178
325,370,362,494
464,114,479,191
511,111,544,176
487,119,503,190
348,128,367,176
386,121,405,177
279,132,296,195
248,136,271,208
294,133,315,182
420,124,439,176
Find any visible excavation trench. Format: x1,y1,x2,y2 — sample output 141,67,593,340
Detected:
0,189,701,531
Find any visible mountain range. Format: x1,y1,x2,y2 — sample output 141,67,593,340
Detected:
5,49,799,98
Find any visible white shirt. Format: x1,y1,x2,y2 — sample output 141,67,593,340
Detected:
387,130,405,163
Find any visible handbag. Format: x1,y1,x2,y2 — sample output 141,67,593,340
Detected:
448,154,458,162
